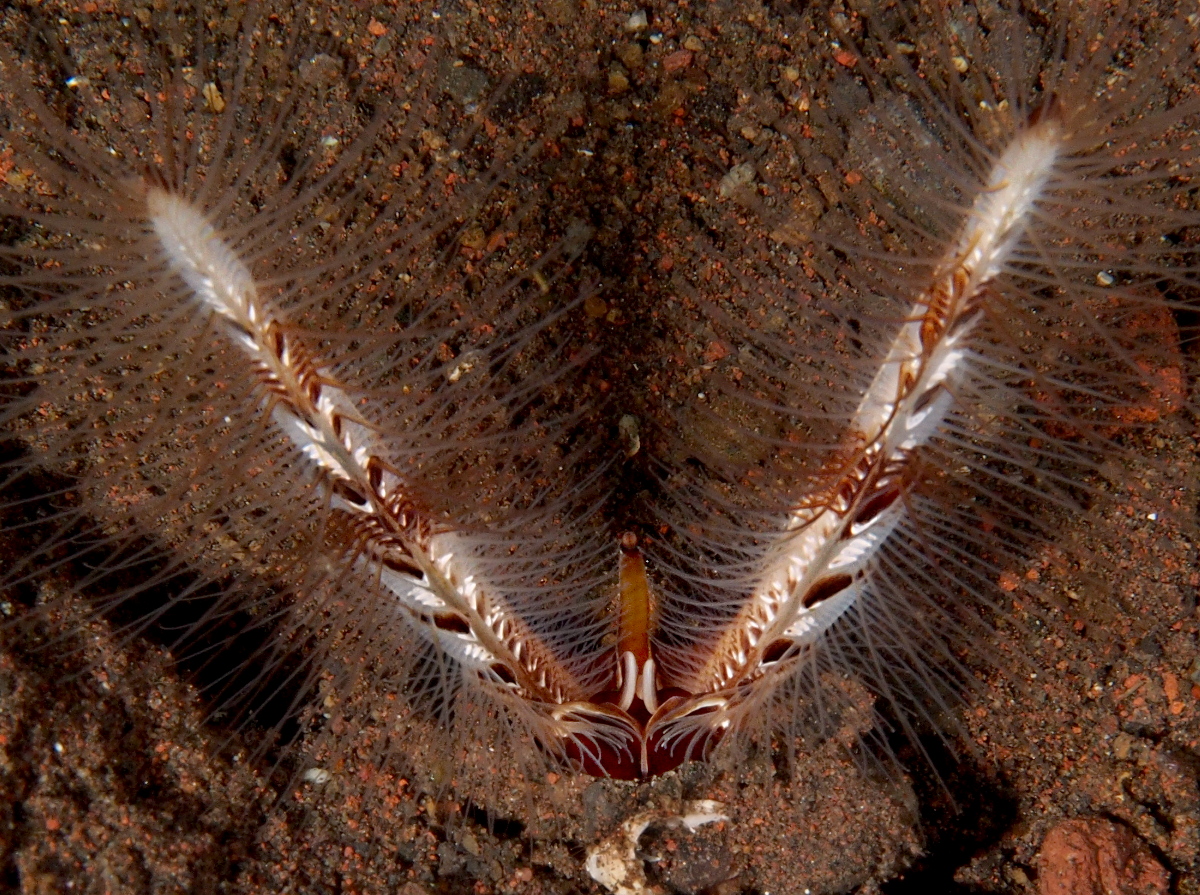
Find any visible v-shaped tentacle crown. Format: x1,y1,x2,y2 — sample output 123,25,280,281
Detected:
1,1,1196,785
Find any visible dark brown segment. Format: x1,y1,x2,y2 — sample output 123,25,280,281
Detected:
432,612,471,635
379,551,422,579
801,573,852,608
910,385,941,416
760,638,793,665
850,484,900,531
489,663,518,685
332,477,369,508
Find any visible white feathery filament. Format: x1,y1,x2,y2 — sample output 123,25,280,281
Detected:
144,187,578,708
689,121,1067,694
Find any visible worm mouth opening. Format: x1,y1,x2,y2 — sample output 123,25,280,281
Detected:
548,692,731,780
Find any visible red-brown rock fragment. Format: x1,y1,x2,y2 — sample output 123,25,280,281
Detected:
1037,817,1169,895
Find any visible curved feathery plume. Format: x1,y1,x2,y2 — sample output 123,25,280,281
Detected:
645,0,1199,772
0,2,617,788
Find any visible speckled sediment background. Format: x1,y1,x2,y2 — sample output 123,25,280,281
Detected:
1,1,1198,894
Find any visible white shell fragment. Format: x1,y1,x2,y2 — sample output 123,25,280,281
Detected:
585,800,728,895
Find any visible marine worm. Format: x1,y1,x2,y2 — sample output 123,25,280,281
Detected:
0,0,1197,887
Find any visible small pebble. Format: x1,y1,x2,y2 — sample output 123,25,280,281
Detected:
719,162,756,198
608,69,630,94
1037,818,1168,895
584,294,608,318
